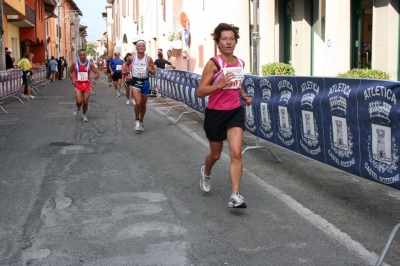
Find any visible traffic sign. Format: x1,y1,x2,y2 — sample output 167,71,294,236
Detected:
184,29,189,45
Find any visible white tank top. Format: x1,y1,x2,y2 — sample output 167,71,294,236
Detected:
131,54,149,79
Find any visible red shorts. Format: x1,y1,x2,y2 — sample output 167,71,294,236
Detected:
75,81,91,92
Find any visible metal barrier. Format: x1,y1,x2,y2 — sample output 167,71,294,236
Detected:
376,223,400,266
0,66,48,113
31,66,50,94
0,69,23,114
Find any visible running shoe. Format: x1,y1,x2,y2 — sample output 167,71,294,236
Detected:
73,108,81,117
28,95,35,99
139,122,144,132
117,92,120,97
82,115,89,122
228,192,247,208
20,94,27,99
126,99,130,105
131,99,136,106
134,120,140,131
199,166,211,192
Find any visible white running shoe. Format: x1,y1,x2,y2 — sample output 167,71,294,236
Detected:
228,192,247,208
139,122,144,132
131,99,136,106
82,115,89,122
73,108,81,117
28,95,35,99
199,166,211,192
134,120,140,131
20,94,27,99
126,99,130,105
117,92,120,97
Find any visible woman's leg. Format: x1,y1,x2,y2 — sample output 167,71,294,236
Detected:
204,140,223,176
226,127,244,193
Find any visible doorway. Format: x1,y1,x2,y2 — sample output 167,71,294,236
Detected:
352,0,373,69
284,0,293,64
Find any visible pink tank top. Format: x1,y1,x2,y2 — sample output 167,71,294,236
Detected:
206,55,244,110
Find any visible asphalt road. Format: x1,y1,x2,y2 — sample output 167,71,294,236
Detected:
0,74,399,266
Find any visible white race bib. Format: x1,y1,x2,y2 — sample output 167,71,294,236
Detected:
134,66,147,77
116,64,122,71
222,67,244,89
77,72,88,81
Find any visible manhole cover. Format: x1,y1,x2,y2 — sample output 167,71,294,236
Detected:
60,145,93,155
50,142,73,146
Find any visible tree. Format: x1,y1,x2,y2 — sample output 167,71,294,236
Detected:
86,43,96,56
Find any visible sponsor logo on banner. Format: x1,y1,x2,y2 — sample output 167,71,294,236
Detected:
191,74,198,109
327,82,355,168
299,81,321,155
169,72,176,97
259,79,273,139
244,78,256,132
364,85,399,185
277,80,294,146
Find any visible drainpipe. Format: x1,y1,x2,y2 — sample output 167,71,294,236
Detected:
252,0,260,75
0,0,5,70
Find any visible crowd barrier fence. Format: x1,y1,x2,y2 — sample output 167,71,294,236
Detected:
0,66,48,113
151,69,400,191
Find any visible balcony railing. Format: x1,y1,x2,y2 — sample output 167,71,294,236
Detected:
24,3,35,24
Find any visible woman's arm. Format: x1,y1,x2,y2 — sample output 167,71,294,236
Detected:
197,60,234,98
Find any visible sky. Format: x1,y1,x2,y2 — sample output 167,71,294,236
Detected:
73,0,107,42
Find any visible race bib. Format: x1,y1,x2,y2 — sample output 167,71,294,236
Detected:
222,67,244,89
77,72,88,81
116,64,123,71
134,66,147,77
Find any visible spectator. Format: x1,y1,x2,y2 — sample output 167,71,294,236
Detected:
165,49,176,70
48,56,58,82
17,53,34,99
5,48,14,70
154,52,172,69
57,57,63,80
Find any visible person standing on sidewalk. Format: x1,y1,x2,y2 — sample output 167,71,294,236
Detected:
109,52,124,97
68,49,100,122
17,53,35,99
48,56,58,82
165,50,176,70
122,53,135,105
197,23,253,208
126,40,155,132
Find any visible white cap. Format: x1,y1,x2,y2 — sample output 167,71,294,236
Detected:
6,49,12,53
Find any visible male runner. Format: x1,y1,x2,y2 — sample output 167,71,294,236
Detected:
125,40,155,131
68,49,100,122
109,52,124,97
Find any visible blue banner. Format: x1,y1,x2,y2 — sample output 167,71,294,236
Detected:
151,70,400,190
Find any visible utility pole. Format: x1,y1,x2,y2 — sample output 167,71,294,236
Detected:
252,0,260,75
0,0,5,71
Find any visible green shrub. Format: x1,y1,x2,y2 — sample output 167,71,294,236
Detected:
337,68,390,80
261,62,295,76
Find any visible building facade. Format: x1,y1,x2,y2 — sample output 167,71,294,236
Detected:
1,0,87,69
104,0,399,81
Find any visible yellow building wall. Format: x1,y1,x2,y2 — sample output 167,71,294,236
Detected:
5,20,21,61
4,0,25,15
48,17,57,58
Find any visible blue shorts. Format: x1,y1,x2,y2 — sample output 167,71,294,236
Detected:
131,77,150,96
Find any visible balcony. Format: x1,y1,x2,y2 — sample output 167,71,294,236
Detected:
7,3,35,27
